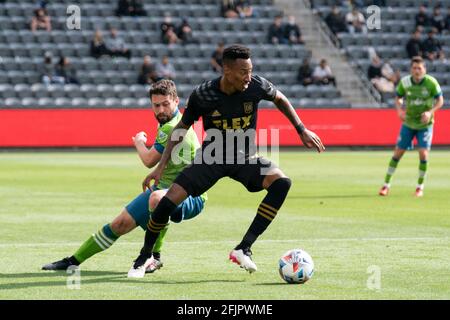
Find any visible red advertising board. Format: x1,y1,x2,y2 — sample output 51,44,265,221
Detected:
0,108,449,147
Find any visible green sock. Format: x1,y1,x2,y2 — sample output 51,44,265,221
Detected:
418,160,428,185
152,225,169,255
73,224,119,264
384,157,400,184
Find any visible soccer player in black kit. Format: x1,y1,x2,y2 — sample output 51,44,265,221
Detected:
130,45,325,274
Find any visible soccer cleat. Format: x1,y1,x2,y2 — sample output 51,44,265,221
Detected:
415,187,424,197
127,253,152,278
145,256,163,273
379,185,390,196
229,248,257,273
42,257,79,271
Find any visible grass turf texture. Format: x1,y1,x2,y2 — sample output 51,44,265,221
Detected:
0,151,449,300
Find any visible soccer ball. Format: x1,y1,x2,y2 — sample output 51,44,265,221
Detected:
278,249,314,284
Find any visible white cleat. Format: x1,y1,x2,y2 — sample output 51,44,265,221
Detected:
229,249,257,273
127,264,147,278
127,258,152,278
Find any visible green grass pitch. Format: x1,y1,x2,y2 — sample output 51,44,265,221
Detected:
0,150,449,300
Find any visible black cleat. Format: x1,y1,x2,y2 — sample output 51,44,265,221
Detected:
42,257,79,271
132,252,152,269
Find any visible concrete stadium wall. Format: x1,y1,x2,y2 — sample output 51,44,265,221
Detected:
1,108,449,147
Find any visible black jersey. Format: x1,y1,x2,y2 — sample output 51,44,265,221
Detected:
182,75,277,162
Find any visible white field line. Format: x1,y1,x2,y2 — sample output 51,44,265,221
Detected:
0,237,449,248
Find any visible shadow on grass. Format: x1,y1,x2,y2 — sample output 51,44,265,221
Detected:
0,271,244,290
253,282,289,286
0,270,125,278
290,194,376,200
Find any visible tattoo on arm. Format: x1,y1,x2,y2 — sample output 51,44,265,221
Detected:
273,91,305,134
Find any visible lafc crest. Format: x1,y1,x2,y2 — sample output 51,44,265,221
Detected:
243,102,253,114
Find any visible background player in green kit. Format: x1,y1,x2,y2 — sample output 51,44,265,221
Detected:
379,56,444,197
42,80,207,277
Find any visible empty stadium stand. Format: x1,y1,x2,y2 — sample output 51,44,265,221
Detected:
313,0,450,108
0,0,351,109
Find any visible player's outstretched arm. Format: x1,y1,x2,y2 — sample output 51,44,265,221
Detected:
142,120,191,190
273,90,325,153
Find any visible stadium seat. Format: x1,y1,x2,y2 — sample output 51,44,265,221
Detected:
71,98,89,107
0,0,358,109
88,98,106,108
0,84,16,99
121,98,138,108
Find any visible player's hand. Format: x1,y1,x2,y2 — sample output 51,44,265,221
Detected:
299,129,325,153
397,109,406,121
421,111,432,124
132,131,147,145
142,167,162,191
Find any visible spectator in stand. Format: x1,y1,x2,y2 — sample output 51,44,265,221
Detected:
161,14,179,45
211,42,225,73
236,1,255,18
368,56,396,93
312,59,336,86
345,7,367,34
160,13,175,39
422,28,445,61
221,0,239,19
325,5,348,35
35,1,49,9
30,8,51,32
284,15,304,44
55,56,80,85
368,56,382,81
268,15,288,44
90,30,111,59
415,5,431,28
156,56,176,80
40,52,64,85
431,5,446,33
107,28,131,59
163,27,179,45
115,0,147,16
176,18,198,45
406,29,423,58
381,59,401,86
297,58,313,86
137,55,160,85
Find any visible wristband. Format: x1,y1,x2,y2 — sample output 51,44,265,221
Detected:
295,123,306,134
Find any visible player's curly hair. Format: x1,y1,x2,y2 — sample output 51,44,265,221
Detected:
149,79,178,99
222,44,251,65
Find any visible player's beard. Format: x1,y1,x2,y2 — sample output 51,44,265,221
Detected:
155,113,171,124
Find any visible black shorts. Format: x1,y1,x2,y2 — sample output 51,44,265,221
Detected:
174,157,278,197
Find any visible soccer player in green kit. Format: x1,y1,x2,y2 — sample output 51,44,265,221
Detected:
42,80,207,277
379,56,444,197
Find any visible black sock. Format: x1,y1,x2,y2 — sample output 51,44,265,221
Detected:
153,252,161,260
140,196,176,255
236,177,292,250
